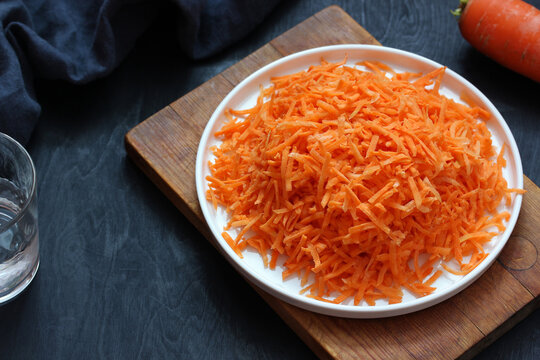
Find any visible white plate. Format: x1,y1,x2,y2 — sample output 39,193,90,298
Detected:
195,45,524,318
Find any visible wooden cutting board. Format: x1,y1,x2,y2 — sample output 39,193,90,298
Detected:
125,6,539,359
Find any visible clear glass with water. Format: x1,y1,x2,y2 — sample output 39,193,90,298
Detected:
0,133,39,303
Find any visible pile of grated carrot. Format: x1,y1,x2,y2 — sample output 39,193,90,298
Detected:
206,58,524,305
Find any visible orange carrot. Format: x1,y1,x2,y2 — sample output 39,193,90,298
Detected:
453,0,540,82
206,59,522,305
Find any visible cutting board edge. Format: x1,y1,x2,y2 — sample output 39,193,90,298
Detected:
124,128,209,237
458,297,540,360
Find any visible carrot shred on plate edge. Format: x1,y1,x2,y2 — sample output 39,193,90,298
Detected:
206,59,524,306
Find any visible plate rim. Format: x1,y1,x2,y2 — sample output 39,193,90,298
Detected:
195,44,524,318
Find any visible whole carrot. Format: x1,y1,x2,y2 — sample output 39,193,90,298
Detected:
453,0,540,82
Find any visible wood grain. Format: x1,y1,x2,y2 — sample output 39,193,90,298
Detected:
125,6,540,360
498,177,540,295
270,5,381,55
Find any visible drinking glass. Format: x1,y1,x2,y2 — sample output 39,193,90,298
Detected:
0,132,39,304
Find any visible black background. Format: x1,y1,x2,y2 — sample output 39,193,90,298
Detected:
1,0,539,358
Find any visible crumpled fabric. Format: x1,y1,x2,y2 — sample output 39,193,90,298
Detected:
0,0,280,144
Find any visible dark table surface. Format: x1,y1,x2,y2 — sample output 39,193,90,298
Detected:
1,0,539,359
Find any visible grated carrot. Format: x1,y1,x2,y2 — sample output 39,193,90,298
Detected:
206,59,523,305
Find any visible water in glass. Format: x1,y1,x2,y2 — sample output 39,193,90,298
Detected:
0,177,38,297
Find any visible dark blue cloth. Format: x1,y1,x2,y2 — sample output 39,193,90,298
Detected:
0,0,280,145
